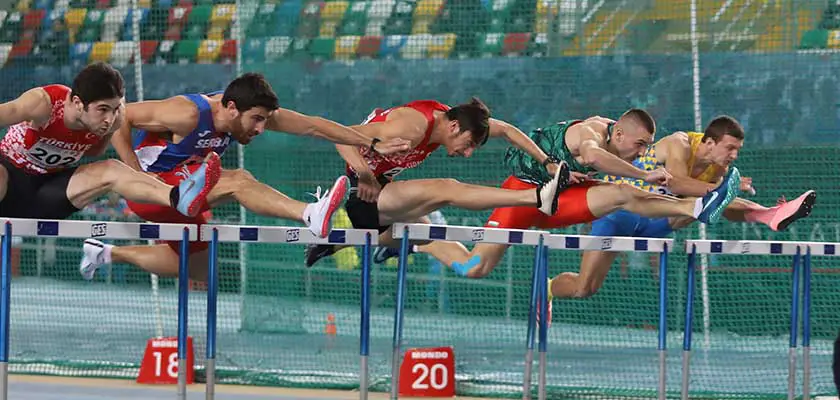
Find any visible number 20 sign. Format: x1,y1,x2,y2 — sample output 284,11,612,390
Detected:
398,346,455,397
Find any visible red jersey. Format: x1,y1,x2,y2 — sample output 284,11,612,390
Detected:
347,100,449,180
0,84,103,175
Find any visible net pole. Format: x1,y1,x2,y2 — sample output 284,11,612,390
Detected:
689,0,711,352
234,0,247,332
0,223,12,400
390,228,411,400
537,243,548,400
177,228,190,400
206,229,219,400
131,0,164,339
658,245,668,400
787,248,801,400
681,247,697,400
359,233,372,400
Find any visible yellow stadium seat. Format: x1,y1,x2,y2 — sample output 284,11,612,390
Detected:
828,30,840,49
319,1,348,37
15,0,31,12
197,39,223,63
89,41,114,63
211,4,235,24
137,0,152,8
334,35,359,60
64,8,87,31
426,32,454,58
207,25,226,40
413,0,442,18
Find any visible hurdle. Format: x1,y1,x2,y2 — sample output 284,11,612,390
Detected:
545,234,673,400
682,240,832,400
201,225,378,400
0,218,197,400
390,223,550,400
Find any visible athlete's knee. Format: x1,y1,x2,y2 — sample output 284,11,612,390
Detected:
224,168,257,191
567,275,602,298
92,159,130,183
433,178,462,199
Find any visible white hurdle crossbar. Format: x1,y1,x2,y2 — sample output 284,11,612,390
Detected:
682,240,839,400
546,234,674,400
200,225,379,400
0,218,197,400
391,223,550,400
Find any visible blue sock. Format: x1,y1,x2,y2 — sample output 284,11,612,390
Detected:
452,255,481,277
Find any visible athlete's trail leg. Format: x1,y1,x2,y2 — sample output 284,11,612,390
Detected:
208,168,307,220
376,179,539,225
416,242,509,277
66,159,177,208
113,245,210,281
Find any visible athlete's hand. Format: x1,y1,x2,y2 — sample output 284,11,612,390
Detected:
739,176,756,195
643,168,672,185
356,171,381,203
569,171,596,184
372,138,412,155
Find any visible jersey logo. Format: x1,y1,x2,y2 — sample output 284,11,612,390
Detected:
701,192,720,214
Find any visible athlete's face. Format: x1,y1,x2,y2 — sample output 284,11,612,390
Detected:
706,134,743,167
74,96,123,136
444,121,477,158
229,105,271,144
614,123,652,161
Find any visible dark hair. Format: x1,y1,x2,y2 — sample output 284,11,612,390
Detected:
619,108,656,134
222,72,280,112
70,62,125,108
703,116,744,142
445,97,491,146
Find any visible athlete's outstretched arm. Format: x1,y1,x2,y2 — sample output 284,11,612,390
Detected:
489,118,551,164
111,99,199,171
570,121,663,182
658,133,721,197
0,88,52,127
267,108,410,155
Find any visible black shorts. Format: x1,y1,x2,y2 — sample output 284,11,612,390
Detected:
344,173,391,233
0,157,80,219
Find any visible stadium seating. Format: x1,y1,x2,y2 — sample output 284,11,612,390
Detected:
0,0,836,66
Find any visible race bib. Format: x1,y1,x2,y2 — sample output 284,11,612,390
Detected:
25,140,84,169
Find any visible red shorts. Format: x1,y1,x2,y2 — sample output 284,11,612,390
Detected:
485,176,599,230
126,164,212,255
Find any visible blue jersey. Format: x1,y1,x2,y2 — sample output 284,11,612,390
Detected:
133,92,231,173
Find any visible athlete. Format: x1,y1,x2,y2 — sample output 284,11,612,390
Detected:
79,72,411,281
358,111,745,281
0,62,219,220
538,116,815,322
302,98,583,266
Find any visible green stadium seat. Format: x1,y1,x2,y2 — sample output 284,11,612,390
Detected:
183,4,212,40
173,38,200,62
799,29,828,49
265,36,293,62
478,32,503,57
319,0,348,37
77,8,105,43
141,8,168,40
246,3,277,37
297,0,324,38
0,12,23,43
507,0,533,33
242,37,266,63
339,1,368,36
273,0,302,36
308,36,335,60
109,40,133,66
487,0,513,33
383,0,413,35
101,5,128,42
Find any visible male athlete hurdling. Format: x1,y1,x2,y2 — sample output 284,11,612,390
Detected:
79,72,411,281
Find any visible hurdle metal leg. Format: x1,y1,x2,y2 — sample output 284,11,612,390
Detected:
206,228,219,400
390,227,411,400
360,233,372,400
537,243,548,400
787,248,801,400
178,227,190,400
0,222,12,400
802,247,812,400
658,245,669,400
681,246,697,400
522,237,544,400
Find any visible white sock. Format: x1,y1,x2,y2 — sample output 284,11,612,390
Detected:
412,245,419,253
693,198,704,218
302,203,316,226
102,244,114,264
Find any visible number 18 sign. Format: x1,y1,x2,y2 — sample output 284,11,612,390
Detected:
398,346,455,397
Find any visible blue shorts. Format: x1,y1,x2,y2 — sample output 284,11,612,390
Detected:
590,210,674,238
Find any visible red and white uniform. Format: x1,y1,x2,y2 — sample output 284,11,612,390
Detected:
347,100,449,180
0,85,101,175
